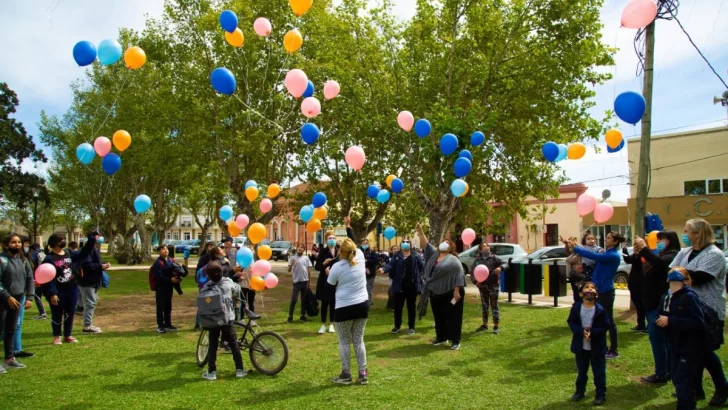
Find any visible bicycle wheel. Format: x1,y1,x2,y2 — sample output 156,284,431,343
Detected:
196,329,210,368
249,331,288,375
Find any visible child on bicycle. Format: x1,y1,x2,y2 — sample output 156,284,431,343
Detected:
201,261,246,380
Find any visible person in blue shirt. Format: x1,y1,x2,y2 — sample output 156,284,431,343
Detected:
573,231,625,360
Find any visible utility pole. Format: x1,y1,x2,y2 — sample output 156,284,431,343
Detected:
634,21,655,238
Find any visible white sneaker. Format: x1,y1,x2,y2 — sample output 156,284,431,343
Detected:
329,325,336,333
202,371,217,381
318,325,326,334
0,365,6,374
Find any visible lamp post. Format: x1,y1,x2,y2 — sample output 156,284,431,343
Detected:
33,188,39,243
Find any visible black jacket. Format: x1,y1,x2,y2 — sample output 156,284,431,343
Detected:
79,246,104,287
622,248,642,288
658,286,706,355
567,302,608,357
315,246,338,302
640,248,678,311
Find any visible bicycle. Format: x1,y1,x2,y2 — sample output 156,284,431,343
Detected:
196,308,289,375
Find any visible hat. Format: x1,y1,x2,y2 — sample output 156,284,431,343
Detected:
667,269,686,282
223,236,233,243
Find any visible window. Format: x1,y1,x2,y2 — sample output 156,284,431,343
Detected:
713,225,725,250
335,228,347,236
685,180,706,195
708,180,722,194
173,232,179,240
206,233,212,241
685,179,728,195
543,248,567,259
181,216,193,227
490,245,514,256
184,232,191,240
545,224,559,246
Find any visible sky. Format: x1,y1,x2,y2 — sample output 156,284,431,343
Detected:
2,0,727,202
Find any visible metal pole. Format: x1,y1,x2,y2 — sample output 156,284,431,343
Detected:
634,21,656,237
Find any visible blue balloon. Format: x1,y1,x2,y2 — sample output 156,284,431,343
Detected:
453,157,472,178
245,180,258,189
607,139,625,153
391,178,404,194
450,179,467,197
300,205,314,223
97,39,122,65
542,142,559,162
367,185,380,199
376,189,391,203
76,143,95,165
414,119,431,138
383,226,396,241
134,194,152,213
101,153,121,175
471,131,485,146
210,67,236,95
614,91,646,125
236,247,254,268
440,133,458,155
301,123,320,145
303,81,315,98
73,41,96,66
98,237,105,244
219,205,234,221
458,149,473,162
556,144,568,162
312,192,327,208
219,10,238,33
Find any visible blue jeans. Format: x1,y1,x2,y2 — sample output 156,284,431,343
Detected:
575,349,606,397
647,308,670,378
14,296,26,352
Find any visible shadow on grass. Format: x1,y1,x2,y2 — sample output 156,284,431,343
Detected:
234,381,337,405
535,380,662,409
106,374,205,393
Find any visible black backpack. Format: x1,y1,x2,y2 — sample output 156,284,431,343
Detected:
682,295,723,351
305,287,319,317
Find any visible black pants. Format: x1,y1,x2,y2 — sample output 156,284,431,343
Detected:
628,283,645,329
673,353,702,410
0,294,23,359
430,288,464,344
386,286,395,310
208,322,244,373
155,286,173,328
321,300,335,323
243,288,256,312
394,290,417,330
289,282,308,318
575,350,606,398
598,290,618,352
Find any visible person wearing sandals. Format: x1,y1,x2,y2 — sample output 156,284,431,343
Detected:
0,234,35,372
327,238,369,385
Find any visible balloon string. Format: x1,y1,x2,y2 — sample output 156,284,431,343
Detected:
233,94,284,131
87,69,130,143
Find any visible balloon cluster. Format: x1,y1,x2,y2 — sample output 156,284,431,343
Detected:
542,141,587,163
73,40,146,69
576,193,614,223
299,191,328,232
76,130,133,175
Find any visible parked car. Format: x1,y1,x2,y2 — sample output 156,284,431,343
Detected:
270,240,294,261
458,243,527,275
175,240,198,255
188,239,202,255
509,246,631,286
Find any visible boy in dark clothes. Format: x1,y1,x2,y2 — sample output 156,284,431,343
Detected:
657,267,706,410
153,245,180,333
567,281,608,406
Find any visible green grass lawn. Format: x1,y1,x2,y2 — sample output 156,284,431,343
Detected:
1,270,725,409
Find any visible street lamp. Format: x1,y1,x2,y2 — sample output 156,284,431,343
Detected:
32,188,39,243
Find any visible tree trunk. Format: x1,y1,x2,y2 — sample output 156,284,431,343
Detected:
427,212,449,245
133,214,153,262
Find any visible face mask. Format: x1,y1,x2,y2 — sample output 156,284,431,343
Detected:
328,239,336,247
361,244,369,250
667,270,686,282
438,242,450,252
59,241,67,249
23,247,29,253
656,242,666,252
682,233,692,247
582,291,596,301
7,247,19,254
401,243,410,251
480,250,490,256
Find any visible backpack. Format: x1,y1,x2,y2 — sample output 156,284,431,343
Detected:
149,258,169,291
305,287,319,317
197,281,231,329
196,265,209,290
682,296,723,351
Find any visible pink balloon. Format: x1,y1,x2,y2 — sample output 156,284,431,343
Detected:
594,203,615,224
461,228,476,246
576,193,597,217
235,214,249,230
264,273,278,289
259,198,273,213
285,69,308,98
253,17,272,37
323,80,340,100
94,136,112,157
473,265,489,283
397,111,414,131
345,146,366,171
300,97,321,118
251,260,271,276
35,264,56,285
621,0,658,29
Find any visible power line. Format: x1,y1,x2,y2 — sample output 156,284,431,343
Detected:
624,119,727,138
651,151,728,171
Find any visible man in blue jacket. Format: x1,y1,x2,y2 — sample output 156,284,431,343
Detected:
79,240,110,334
379,239,424,335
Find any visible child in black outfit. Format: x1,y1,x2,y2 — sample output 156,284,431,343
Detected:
656,267,706,410
567,281,608,406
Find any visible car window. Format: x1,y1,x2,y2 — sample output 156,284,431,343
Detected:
490,245,513,256
543,248,567,258
271,241,292,248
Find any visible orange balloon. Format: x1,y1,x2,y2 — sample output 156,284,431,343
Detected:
605,129,623,149
250,275,266,291
225,28,245,48
460,182,469,197
283,29,303,53
306,218,321,233
289,0,313,17
267,183,281,199
386,175,396,188
245,186,259,202
313,206,328,221
258,245,272,261
124,46,146,69
228,224,241,237
112,130,131,152
248,223,266,244
646,230,659,249
567,143,586,160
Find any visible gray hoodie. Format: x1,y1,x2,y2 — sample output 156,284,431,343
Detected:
0,251,35,300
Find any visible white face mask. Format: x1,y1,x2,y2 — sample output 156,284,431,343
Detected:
438,242,450,252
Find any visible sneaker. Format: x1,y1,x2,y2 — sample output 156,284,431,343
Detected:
493,326,500,335
630,326,646,332
166,326,178,332
593,396,606,406
157,328,166,334
329,325,336,333
475,325,488,332
300,316,309,322
14,351,34,358
571,392,585,401
64,336,78,343
605,350,619,360
4,359,25,369
640,374,668,384
202,371,217,381
709,388,728,406
640,328,649,334
33,314,47,320
407,329,416,335
0,366,6,374
391,327,400,334
450,343,461,351
432,339,447,346
358,370,368,385
236,369,247,378
332,372,352,385
287,317,294,323
83,326,102,334
318,325,326,334
52,336,62,345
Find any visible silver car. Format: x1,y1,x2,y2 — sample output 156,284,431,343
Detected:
510,246,631,286
458,243,528,275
